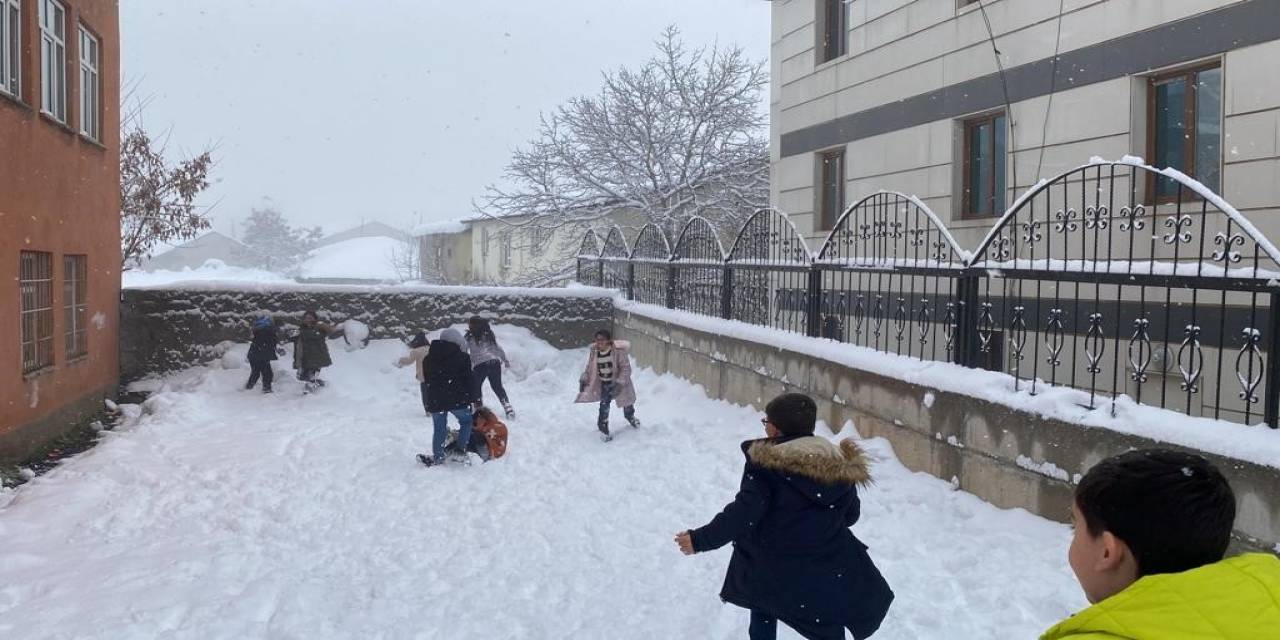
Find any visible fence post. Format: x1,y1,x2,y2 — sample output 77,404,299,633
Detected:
665,261,677,309
626,262,636,301
805,265,822,338
1265,293,1280,428
721,267,733,320
597,259,604,288
956,270,982,368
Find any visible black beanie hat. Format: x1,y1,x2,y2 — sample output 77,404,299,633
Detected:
765,393,817,437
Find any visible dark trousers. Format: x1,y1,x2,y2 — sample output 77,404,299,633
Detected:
597,381,635,430
247,360,274,391
473,360,509,404
419,381,430,414
299,368,320,382
749,610,844,640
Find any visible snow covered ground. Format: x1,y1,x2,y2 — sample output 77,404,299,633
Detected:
0,327,1086,639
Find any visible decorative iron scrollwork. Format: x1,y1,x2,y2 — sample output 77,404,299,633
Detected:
1235,327,1264,405
1054,208,1079,233
894,297,907,346
917,299,931,346
1045,308,1065,367
1021,220,1043,245
944,302,958,358
871,295,885,342
1128,318,1153,383
1083,205,1110,230
1177,324,1203,393
853,294,866,341
1117,205,1146,232
1162,215,1194,246
978,302,995,354
1211,231,1246,265
1009,306,1027,363
1084,312,1106,374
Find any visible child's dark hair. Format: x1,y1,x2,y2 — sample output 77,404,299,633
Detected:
1075,449,1235,577
764,393,817,437
303,310,319,321
595,329,613,341
467,316,495,344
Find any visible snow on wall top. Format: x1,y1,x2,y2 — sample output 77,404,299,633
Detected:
300,236,406,281
411,219,471,236
124,279,616,299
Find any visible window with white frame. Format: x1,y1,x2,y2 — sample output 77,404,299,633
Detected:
79,26,100,140
63,255,88,358
39,0,66,122
500,232,513,270
0,0,19,98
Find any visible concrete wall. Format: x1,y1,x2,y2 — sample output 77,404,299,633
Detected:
1,0,121,462
615,306,1280,553
772,0,1280,249
120,286,614,382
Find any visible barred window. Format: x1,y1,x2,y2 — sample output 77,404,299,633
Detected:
64,254,87,358
20,251,55,373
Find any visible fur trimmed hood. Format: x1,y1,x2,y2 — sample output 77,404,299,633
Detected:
747,437,871,488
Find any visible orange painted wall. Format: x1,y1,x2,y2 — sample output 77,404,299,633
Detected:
0,0,120,443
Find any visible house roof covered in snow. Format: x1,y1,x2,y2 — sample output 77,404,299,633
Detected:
299,236,406,282
315,221,410,248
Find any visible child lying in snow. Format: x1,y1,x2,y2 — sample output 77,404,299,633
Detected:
675,393,893,640
442,406,508,462
1040,449,1280,639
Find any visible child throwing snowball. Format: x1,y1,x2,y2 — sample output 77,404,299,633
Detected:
466,317,516,419
674,393,893,640
292,310,339,393
245,316,282,393
574,329,640,442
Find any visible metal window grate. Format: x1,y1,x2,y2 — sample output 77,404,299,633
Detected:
20,251,54,373
63,254,87,358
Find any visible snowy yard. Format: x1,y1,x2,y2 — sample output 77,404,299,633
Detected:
0,327,1086,639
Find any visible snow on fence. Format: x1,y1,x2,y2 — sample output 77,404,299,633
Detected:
576,161,1280,428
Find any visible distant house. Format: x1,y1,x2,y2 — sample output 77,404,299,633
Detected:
298,236,408,285
139,232,248,272
316,221,409,248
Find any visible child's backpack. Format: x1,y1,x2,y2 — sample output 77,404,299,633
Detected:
472,407,508,459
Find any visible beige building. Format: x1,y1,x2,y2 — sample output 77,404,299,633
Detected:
417,216,604,287
771,0,1280,248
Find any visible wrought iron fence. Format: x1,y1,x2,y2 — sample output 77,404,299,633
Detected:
573,161,1280,428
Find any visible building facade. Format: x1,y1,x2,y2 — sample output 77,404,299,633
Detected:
771,0,1280,248
1,0,121,461
139,231,248,272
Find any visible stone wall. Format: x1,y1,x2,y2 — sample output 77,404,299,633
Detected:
615,307,1280,554
120,285,614,382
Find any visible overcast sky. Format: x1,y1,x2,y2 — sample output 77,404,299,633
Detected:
120,0,771,238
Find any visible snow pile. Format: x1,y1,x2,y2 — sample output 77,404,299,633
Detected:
0,327,1085,638
299,236,405,281
618,300,1280,470
122,259,294,288
411,219,470,236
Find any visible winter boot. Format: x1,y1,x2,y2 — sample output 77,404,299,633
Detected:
262,386,273,394
627,416,641,429
502,401,516,420
598,421,612,443
417,453,444,467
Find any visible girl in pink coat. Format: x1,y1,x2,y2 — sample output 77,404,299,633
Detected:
575,329,641,442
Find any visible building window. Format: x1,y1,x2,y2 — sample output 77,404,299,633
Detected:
20,251,55,373
818,0,847,63
1149,64,1222,202
0,0,19,98
962,111,1007,218
39,0,66,122
530,226,552,257
500,232,513,269
818,148,845,230
63,255,87,358
78,26,99,140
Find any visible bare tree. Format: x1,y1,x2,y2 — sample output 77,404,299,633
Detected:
479,26,768,241
388,234,422,283
119,97,215,269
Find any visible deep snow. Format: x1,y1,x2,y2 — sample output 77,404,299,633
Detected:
0,327,1085,639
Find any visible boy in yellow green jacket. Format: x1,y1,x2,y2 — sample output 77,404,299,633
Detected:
1042,449,1280,639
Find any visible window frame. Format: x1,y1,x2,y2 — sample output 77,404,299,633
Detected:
20,250,55,374
0,0,20,98
63,254,88,359
817,147,845,231
78,24,99,140
817,0,847,65
39,0,67,123
1145,61,1222,204
960,110,1008,220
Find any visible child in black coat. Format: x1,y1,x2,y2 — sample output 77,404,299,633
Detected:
245,316,281,393
675,393,893,640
